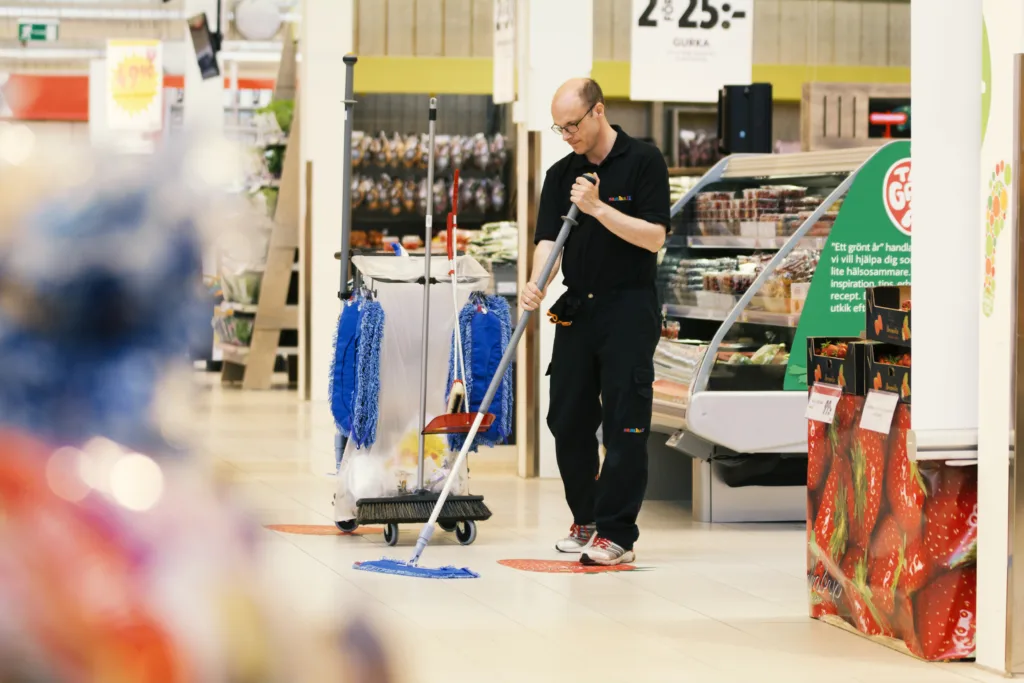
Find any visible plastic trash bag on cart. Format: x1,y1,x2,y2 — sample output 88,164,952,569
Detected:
334,253,491,523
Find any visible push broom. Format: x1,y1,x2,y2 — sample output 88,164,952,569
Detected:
353,174,596,579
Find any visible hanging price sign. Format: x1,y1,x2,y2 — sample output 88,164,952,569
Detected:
805,383,843,424
492,0,515,104
629,0,753,103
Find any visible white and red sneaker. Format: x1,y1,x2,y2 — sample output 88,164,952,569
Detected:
581,537,635,566
554,524,596,553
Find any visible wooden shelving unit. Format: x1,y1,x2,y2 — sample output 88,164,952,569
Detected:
220,30,301,390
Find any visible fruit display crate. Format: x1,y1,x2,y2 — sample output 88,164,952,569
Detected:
866,285,911,346
806,338,870,396
867,343,912,403
807,398,977,662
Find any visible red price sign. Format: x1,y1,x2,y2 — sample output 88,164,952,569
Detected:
884,158,912,236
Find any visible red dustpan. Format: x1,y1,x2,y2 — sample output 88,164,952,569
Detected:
423,412,495,435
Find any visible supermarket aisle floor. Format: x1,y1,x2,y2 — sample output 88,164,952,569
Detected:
195,379,999,683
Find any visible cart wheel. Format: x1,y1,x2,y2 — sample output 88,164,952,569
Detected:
454,521,477,546
383,523,400,547
438,521,457,533
335,520,358,533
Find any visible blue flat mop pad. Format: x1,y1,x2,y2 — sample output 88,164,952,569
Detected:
353,558,480,579
328,298,363,437
351,299,384,449
446,295,514,452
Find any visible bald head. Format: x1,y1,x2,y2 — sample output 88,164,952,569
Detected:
553,78,605,111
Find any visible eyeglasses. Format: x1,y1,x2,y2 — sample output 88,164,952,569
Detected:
551,103,595,136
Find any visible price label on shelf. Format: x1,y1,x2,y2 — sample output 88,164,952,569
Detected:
859,390,900,434
629,0,753,103
805,383,843,424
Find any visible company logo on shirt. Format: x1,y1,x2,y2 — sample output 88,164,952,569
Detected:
623,427,645,434
607,195,632,203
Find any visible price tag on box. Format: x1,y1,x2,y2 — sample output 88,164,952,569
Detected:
806,383,843,423
859,390,900,434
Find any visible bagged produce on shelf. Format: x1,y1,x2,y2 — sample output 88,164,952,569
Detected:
435,135,451,172
466,221,517,264
491,132,509,170
473,178,491,213
352,131,369,167
490,177,507,213
402,133,422,168
471,132,491,170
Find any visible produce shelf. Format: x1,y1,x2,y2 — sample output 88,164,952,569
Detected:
663,303,801,328
687,235,829,250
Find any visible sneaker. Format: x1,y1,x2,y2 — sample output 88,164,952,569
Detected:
554,524,596,553
581,537,635,566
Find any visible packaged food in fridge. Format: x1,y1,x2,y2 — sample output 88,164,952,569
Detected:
750,343,786,365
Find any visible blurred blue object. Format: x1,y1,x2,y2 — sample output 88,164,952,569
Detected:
0,152,210,454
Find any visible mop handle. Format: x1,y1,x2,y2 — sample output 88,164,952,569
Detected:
415,97,438,493
409,174,595,565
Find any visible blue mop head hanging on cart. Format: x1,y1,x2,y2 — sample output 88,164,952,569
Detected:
445,293,514,452
329,290,384,449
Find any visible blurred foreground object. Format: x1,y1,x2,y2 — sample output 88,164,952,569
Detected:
0,139,397,683
0,138,218,453
0,430,358,682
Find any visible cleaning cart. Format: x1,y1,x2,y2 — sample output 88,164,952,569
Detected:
332,93,496,546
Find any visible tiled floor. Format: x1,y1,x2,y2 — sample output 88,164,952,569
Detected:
197,378,1002,683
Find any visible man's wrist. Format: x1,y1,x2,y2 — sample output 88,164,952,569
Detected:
591,201,611,221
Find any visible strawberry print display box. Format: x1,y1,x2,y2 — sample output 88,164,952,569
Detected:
807,397,978,661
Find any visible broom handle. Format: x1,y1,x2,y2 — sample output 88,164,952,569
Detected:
415,97,438,493
409,174,595,565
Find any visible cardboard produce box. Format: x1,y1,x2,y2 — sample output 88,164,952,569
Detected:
867,343,912,403
866,286,911,346
806,338,873,395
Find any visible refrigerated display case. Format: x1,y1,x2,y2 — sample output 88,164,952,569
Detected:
653,147,893,522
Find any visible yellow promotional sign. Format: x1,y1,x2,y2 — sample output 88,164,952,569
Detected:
105,39,163,132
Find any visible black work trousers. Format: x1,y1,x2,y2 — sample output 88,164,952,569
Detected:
546,287,660,550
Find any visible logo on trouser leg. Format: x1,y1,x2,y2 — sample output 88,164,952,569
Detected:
623,428,646,434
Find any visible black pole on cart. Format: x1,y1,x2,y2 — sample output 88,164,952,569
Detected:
415,97,438,493
334,54,358,473
339,54,358,301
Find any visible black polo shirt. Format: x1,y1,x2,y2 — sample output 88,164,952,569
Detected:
533,125,670,294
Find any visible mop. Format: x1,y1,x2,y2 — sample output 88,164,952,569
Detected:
445,293,514,453
352,174,596,579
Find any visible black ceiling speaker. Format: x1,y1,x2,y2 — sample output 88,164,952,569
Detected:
717,83,774,156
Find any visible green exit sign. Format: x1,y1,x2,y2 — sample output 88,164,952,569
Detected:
18,19,59,43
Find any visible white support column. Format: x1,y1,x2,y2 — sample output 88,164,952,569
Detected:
182,0,224,134
521,0,594,479
301,0,355,402
975,0,1024,672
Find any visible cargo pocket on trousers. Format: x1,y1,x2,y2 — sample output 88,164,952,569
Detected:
619,367,654,435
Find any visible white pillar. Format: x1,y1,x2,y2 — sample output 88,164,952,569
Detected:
301,0,355,402
519,0,593,479
975,0,1024,672
182,0,224,134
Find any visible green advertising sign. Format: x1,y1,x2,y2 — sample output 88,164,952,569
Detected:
784,140,911,390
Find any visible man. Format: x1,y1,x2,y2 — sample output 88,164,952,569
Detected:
521,78,670,566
